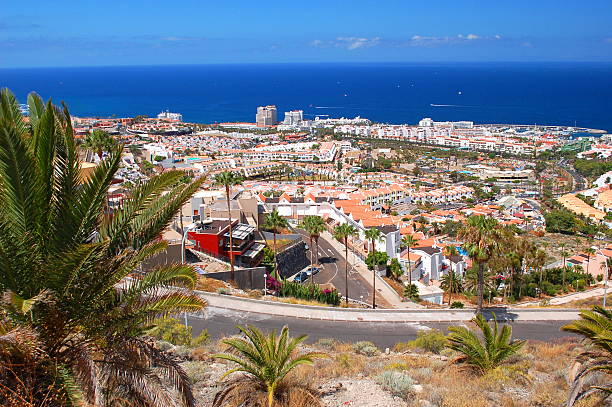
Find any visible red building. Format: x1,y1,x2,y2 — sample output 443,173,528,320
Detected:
187,219,265,267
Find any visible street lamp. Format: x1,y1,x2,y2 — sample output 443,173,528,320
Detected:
264,273,268,298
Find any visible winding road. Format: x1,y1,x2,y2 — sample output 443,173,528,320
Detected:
188,306,574,349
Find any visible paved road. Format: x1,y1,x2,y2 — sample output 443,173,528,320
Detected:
295,229,374,304
188,307,575,349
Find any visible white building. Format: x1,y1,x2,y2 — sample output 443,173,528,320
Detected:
157,110,183,122
283,110,303,126
256,105,277,126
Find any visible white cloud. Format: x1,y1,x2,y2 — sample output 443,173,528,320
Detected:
408,34,501,46
310,37,380,50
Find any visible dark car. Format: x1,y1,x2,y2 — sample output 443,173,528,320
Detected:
293,271,310,283
307,266,322,275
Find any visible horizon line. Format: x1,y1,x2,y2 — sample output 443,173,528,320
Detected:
3,60,612,70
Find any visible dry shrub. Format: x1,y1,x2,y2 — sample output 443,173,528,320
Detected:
422,366,489,407
333,353,366,376
530,381,567,407
476,361,533,392
247,289,262,299
213,376,321,407
196,277,228,292
332,342,354,353
439,385,489,407
314,338,339,349
496,395,531,407
574,395,610,407
190,346,210,361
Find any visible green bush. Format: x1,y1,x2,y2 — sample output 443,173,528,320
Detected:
376,371,414,399
148,318,210,348
278,281,340,305
597,274,603,282
353,341,379,356
316,338,339,349
403,283,419,301
148,318,192,346
450,301,464,309
541,281,558,296
409,329,448,354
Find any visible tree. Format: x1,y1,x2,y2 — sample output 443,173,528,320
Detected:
365,227,384,308
447,313,525,374
560,243,569,286
263,209,289,279
530,249,547,297
0,89,206,406
333,223,358,305
214,171,244,283
401,234,418,288
442,245,460,306
388,258,404,281
300,215,326,283
459,215,504,313
213,325,324,407
585,247,596,276
544,209,578,234
562,306,612,405
82,128,116,159
403,283,419,301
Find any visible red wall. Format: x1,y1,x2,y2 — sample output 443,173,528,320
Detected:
188,231,224,256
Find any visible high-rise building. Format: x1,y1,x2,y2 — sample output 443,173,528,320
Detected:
256,105,277,126
282,110,303,126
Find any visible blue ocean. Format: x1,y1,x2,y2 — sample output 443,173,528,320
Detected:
1,63,611,131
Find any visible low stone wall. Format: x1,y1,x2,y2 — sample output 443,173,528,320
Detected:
197,291,582,322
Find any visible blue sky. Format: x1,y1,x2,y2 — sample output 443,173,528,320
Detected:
2,0,612,67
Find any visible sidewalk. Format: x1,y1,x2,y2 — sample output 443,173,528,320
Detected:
516,285,609,307
198,291,581,322
320,231,421,309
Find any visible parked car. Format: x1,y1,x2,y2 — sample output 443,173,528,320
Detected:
293,271,310,283
307,266,321,275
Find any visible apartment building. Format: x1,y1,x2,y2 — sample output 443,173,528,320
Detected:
256,105,277,127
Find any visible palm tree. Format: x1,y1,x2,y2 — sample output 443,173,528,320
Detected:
0,89,206,406
333,223,358,305
263,209,289,279
82,128,116,159
585,247,596,276
602,257,612,307
442,245,460,306
300,215,326,283
365,227,383,309
458,215,503,313
561,244,570,288
213,325,324,407
562,306,612,405
531,249,547,297
401,234,418,287
214,171,244,283
447,313,525,374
